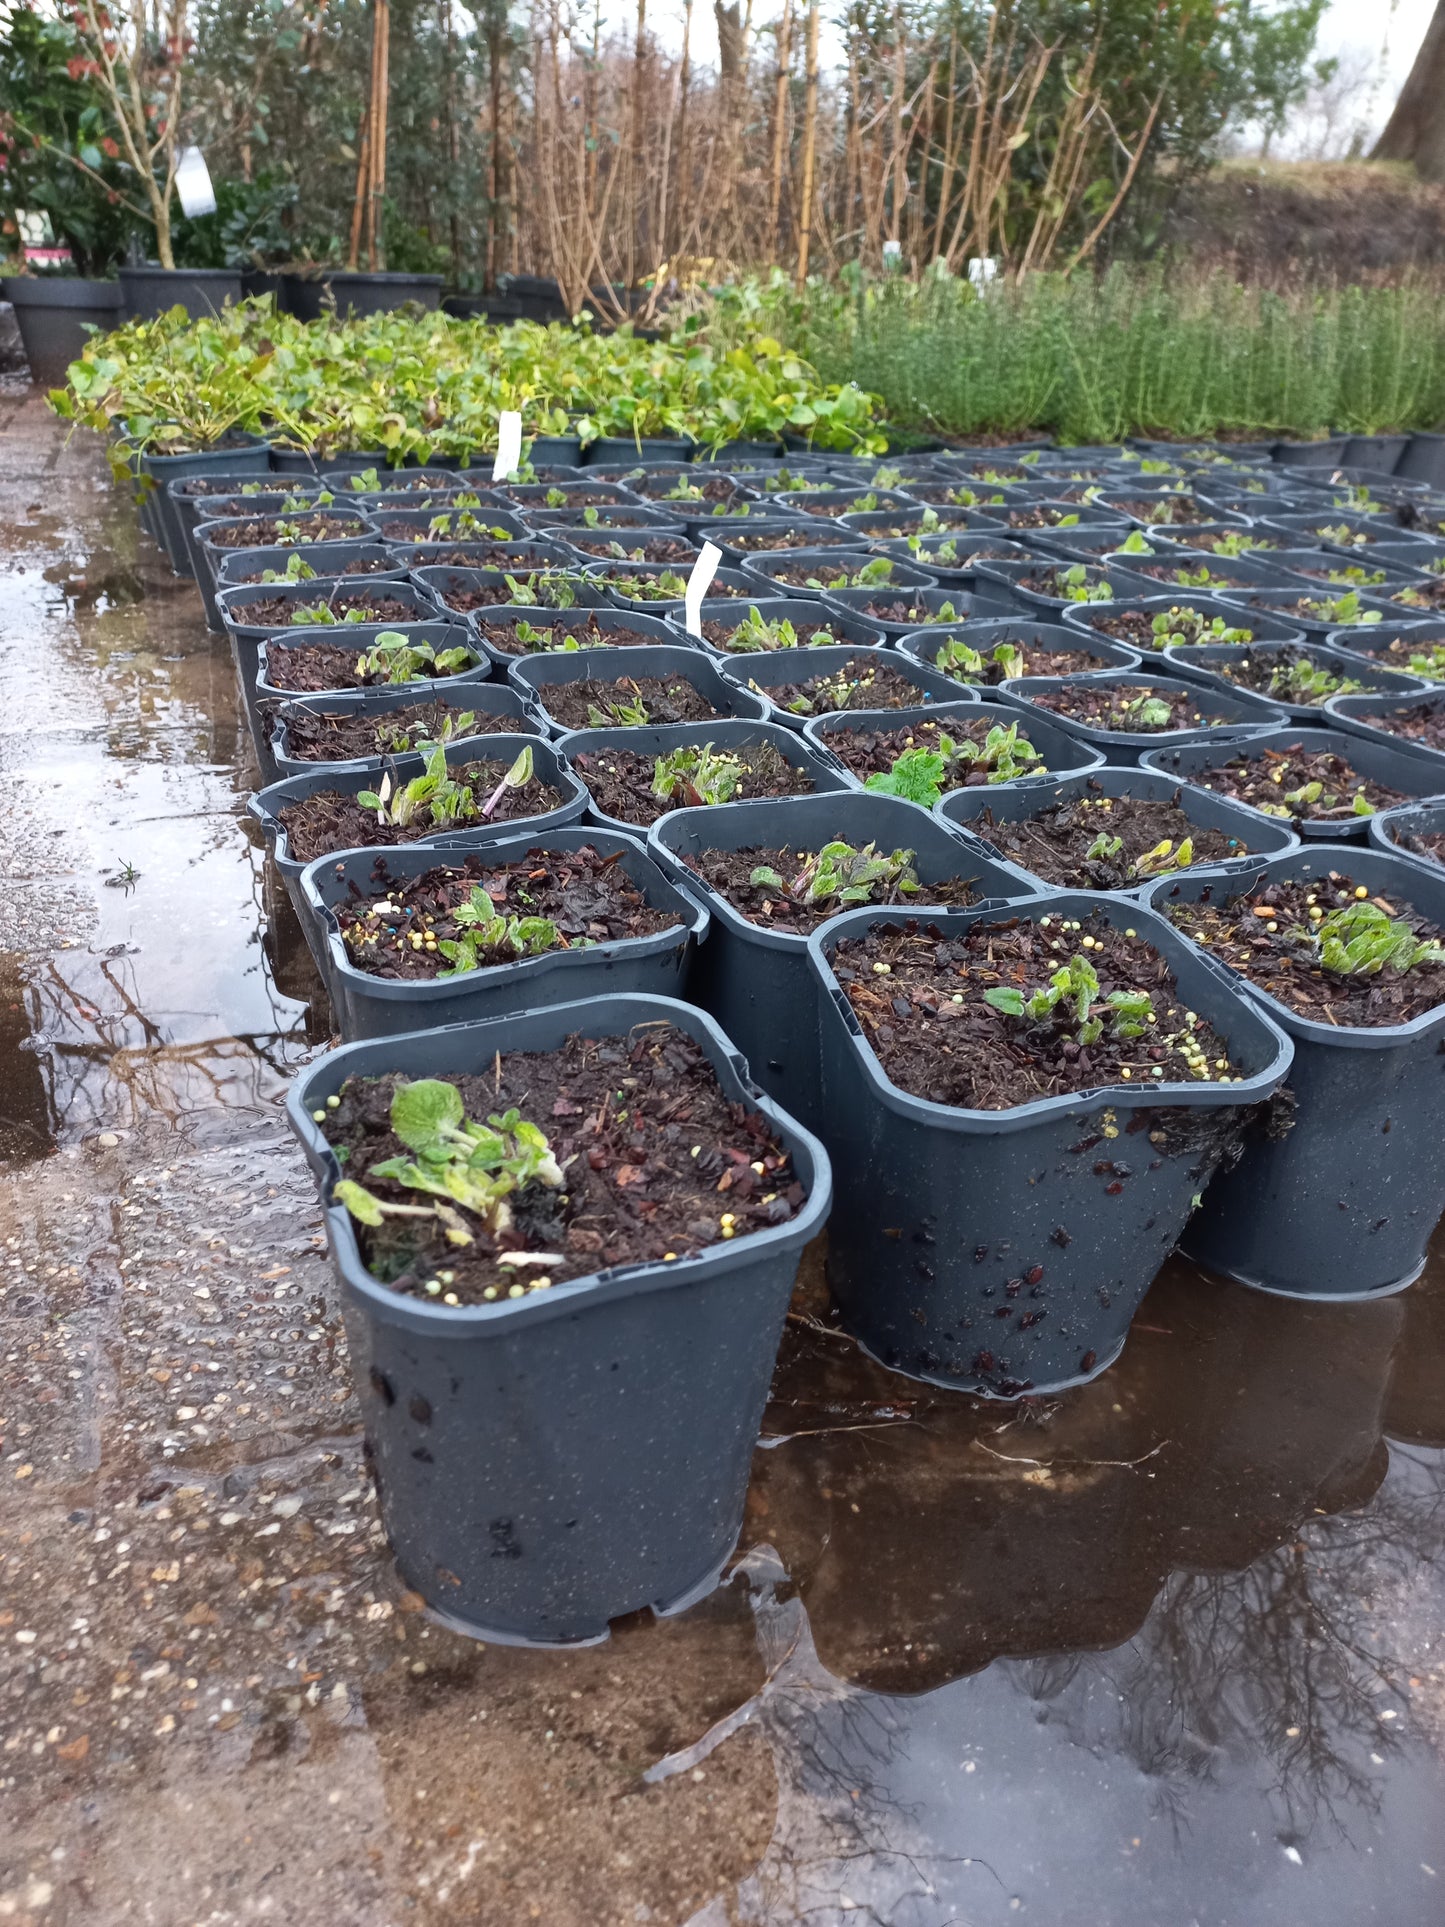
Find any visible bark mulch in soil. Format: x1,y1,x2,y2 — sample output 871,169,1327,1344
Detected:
538,674,724,731
1349,702,1445,751
1198,646,1365,706
207,514,367,549
1390,825,1445,868
828,715,1046,789
743,656,936,713
279,701,525,763
475,613,668,656
1079,606,1258,651
234,591,417,628
278,760,562,862
727,526,859,552
1244,593,1381,626
1342,635,1445,678
332,846,682,978
972,789,1252,890
229,555,395,583
682,843,982,935
830,913,1243,1110
1167,874,1445,1026
417,545,550,569
571,741,816,827
1021,683,1228,733
849,597,965,624
1184,743,1408,824
325,1024,805,1302
263,640,479,694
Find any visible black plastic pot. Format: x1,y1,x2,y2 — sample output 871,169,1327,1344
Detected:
523,504,687,539
215,543,407,600
1059,593,1308,656
996,672,1282,766
1106,550,1300,601
1138,725,1445,842
739,550,937,599
1343,435,1409,475
873,534,1036,585
1323,687,1445,766
453,606,677,677
806,894,1292,1394
1397,433,1445,491
137,436,273,576
584,562,756,616
648,791,1039,1131
819,584,978,638
173,472,324,582
581,437,697,466
194,509,378,627
218,577,436,649
1216,585,1413,641
967,558,1128,620
509,644,767,729
282,270,443,320
1258,510,1434,555
1142,848,1445,1297
119,265,242,320
803,697,1106,796
698,519,858,564
1160,640,1427,723
896,616,1143,685
299,826,707,1037
370,504,526,548
557,717,852,834
714,642,969,727
839,507,1009,545
937,765,1300,893
269,679,546,777
286,991,830,1643
665,597,886,657
268,448,393,479
1273,438,1348,468
1368,798,1445,871
1,275,123,386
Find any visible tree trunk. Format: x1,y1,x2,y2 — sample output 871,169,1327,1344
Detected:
795,0,819,286
1373,1,1445,181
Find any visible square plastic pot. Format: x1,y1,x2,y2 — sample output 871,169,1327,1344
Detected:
803,698,1106,797
1141,848,1445,1297
1216,587,1411,641
936,766,1300,894
1105,550,1300,601
1397,434,1445,490
1273,439,1349,468
897,616,1143,685
1323,688,1445,767
715,643,968,728
1343,436,1409,475
370,505,528,548
454,607,679,677
875,535,1037,587
139,436,273,575
1258,511,1433,555
285,992,830,1644
174,473,326,583
1137,725,1445,842
269,680,548,777
214,544,407,611
298,826,708,1038
805,895,1293,1396
1059,594,1308,657
556,718,853,835
218,577,436,650
508,644,767,730
995,672,1283,766
646,790,1040,1133
584,562,757,616
664,597,886,658
966,559,1134,620
1369,799,1445,871
704,519,861,564
740,550,938,599
581,437,698,465
819,585,978,637
1157,640,1428,724
267,449,393,479
195,510,379,627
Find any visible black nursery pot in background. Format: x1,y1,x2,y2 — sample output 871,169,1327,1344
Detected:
1,275,124,387
286,993,831,1644
806,895,1293,1397
119,265,243,321
1142,848,1445,1299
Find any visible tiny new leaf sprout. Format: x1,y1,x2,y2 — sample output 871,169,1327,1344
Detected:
1318,522,1369,547
1321,564,1388,588
1085,831,1124,862
436,896,567,975
1058,564,1113,604
1115,529,1153,554
481,743,535,818
983,953,1153,1046
357,746,478,829
727,607,833,653
586,690,651,727
545,487,569,507
1406,644,1445,677
749,839,921,909
1210,531,1264,557
259,554,317,584
332,1078,567,1252
354,630,473,683
347,468,384,491
1130,836,1195,880
934,638,1025,683
1168,563,1233,589
1120,693,1177,731
1303,900,1445,976
864,745,948,805
375,710,477,753
1299,590,1382,626
504,571,581,610
1149,607,1251,649
864,723,1043,803
1261,660,1364,704
651,742,744,807
581,505,601,528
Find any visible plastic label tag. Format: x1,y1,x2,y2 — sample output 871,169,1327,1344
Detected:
684,542,723,638
492,411,523,481
175,148,217,219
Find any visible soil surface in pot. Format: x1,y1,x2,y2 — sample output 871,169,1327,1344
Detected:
1193,646,1366,708
1245,593,1384,628
566,534,701,564
756,560,898,591
1021,683,1230,734
263,641,479,695
745,656,935,714
1389,823,1445,867
280,701,525,762
332,845,682,978
475,613,667,656
1348,702,1445,751
1011,566,1114,605
698,614,856,652
728,526,858,552
1167,874,1445,1025
682,843,982,935
1079,606,1260,652
207,514,364,550
972,789,1253,890
539,674,724,730
795,495,894,518
1000,506,1099,530
1381,579,1445,616
229,555,393,582
1184,743,1408,824
572,740,815,826
277,759,562,862
1126,562,1258,591
236,591,418,629
1114,494,1218,524
1172,530,1291,554
930,640,1114,686
847,597,966,625
828,715,1048,789
604,572,751,603
831,912,1243,1109
417,544,553,570
433,576,586,613
324,1023,806,1303
500,486,633,508
375,517,511,545
1348,634,1445,678
1282,562,1395,591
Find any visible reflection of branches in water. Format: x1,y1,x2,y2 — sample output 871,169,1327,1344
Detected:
1011,1444,1445,1846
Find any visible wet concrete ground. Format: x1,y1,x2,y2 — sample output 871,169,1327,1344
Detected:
0,391,1442,1926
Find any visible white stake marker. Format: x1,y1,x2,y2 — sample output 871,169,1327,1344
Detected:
492,411,523,482
684,541,723,638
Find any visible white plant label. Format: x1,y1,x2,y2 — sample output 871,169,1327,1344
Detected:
175,147,217,219
684,542,723,638
493,411,523,481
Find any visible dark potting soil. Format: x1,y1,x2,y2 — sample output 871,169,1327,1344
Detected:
1246,593,1382,627
499,486,634,508
1283,562,1393,590
934,642,1114,685
1081,606,1260,651
1349,702,1445,750
697,615,854,651
631,474,743,505
1337,634,1445,678
436,581,555,612
1168,875,1445,1026
682,843,982,935
850,598,965,624
332,846,681,979
1173,529,1290,553
280,701,525,762
728,526,858,552
741,655,933,713
972,790,1252,890
1012,567,1114,604
325,1024,805,1303
1382,579,1445,614
831,913,1244,1110
571,741,814,826
263,640,479,694
538,674,724,730
277,760,562,862
1127,562,1257,591
1200,646,1366,706
827,716,1047,788
757,560,889,590
474,613,667,656
376,518,512,544
1001,506,1097,530
1185,743,1408,823
1021,683,1227,734
206,514,364,549
419,545,552,569
229,556,393,583
1390,825,1445,868
602,572,751,602
796,496,890,518
565,535,700,564
235,592,417,628
1113,495,1217,524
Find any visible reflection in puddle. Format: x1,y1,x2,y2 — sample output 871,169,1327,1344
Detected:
0,957,56,1161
